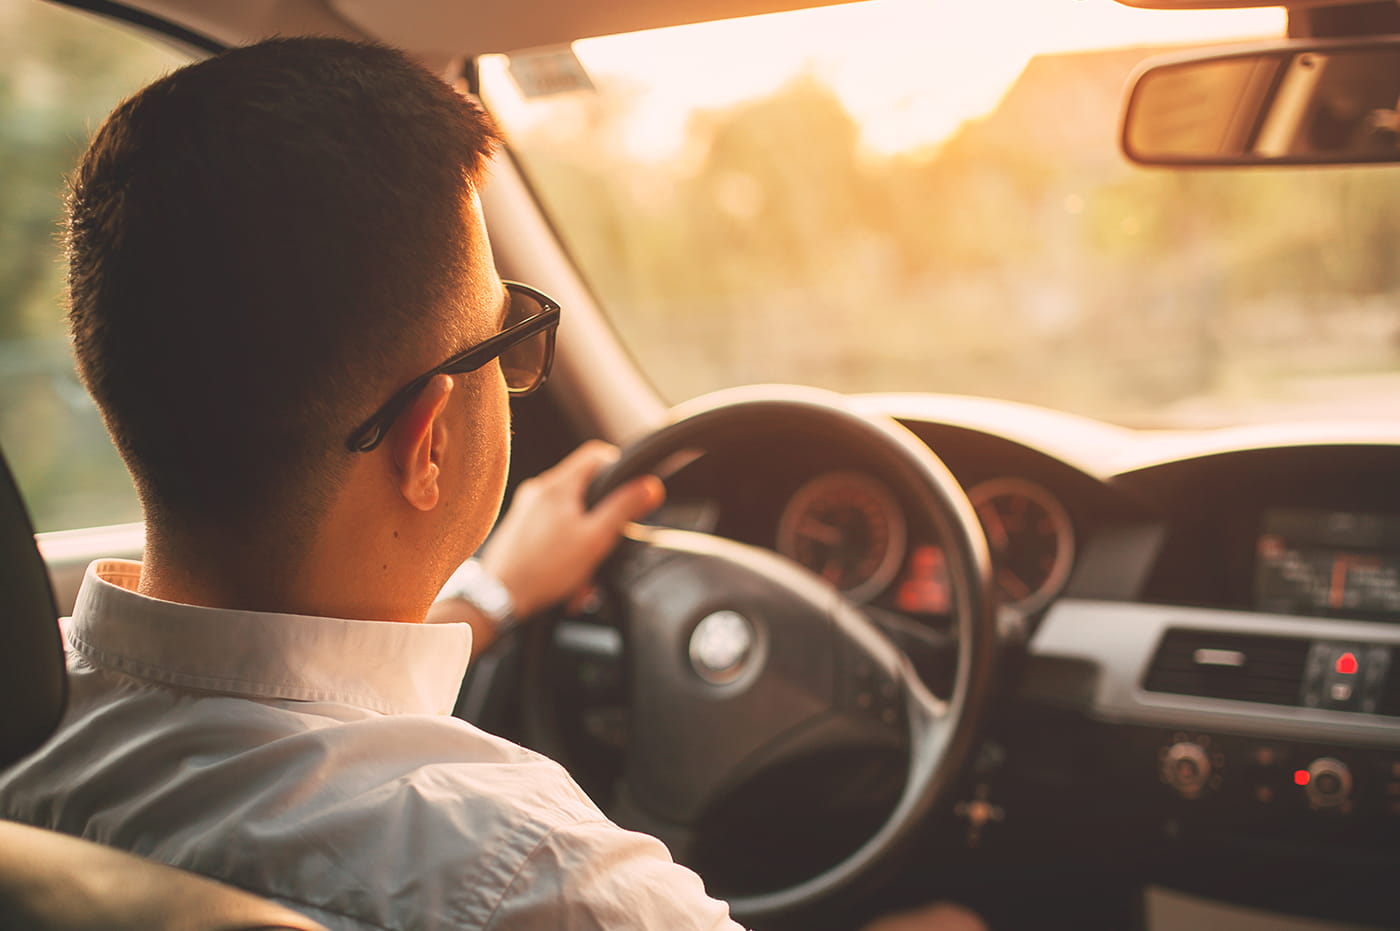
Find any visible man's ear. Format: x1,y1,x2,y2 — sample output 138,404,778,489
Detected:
388,373,455,512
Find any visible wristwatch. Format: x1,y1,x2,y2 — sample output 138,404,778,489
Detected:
439,558,519,636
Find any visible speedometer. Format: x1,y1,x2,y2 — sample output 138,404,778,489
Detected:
967,477,1075,615
776,471,907,603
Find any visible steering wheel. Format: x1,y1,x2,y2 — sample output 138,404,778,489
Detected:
526,386,997,923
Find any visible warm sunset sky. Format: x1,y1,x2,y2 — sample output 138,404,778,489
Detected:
486,0,1284,157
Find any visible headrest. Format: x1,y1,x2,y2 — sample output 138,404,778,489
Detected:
0,448,66,770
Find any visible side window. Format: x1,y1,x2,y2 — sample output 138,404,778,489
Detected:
0,2,186,531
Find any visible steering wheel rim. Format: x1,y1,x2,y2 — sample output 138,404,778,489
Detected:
531,385,997,922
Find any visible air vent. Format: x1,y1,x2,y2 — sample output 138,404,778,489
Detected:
1143,629,1310,706
1379,648,1400,718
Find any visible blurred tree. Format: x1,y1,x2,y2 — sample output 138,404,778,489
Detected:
0,0,184,530
505,37,1400,423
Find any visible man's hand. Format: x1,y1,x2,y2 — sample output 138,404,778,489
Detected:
476,440,665,619
862,902,987,931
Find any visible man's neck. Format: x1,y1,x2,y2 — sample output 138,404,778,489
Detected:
138,521,440,623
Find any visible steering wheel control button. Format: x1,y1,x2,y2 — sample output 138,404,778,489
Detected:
1304,758,1353,811
688,610,755,685
844,658,902,727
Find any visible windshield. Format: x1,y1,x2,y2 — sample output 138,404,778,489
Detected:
482,0,1400,428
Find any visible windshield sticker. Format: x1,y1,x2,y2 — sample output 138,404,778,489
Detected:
508,47,595,99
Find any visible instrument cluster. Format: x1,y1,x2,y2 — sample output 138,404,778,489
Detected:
773,468,1077,619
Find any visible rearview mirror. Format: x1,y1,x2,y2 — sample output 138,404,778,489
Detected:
1122,38,1400,166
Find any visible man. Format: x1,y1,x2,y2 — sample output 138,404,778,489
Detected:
0,36,980,931
0,36,733,930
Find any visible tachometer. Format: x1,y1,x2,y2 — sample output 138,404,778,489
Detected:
967,477,1075,615
776,471,907,602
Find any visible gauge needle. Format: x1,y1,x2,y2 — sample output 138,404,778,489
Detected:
980,507,1010,552
1329,555,1349,609
798,518,843,545
997,568,1032,602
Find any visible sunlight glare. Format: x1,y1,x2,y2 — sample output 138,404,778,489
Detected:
488,0,1285,160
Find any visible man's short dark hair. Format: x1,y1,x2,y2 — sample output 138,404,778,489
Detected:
67,38,500,552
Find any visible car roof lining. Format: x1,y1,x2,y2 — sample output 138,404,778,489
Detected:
1113,0,1386,9
55,0,860,64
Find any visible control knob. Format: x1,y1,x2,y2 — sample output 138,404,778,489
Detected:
1161,741,1211,799
1304,757,1353,810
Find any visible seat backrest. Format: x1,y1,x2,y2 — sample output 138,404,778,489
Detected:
0,448,66,769
0,819,328,931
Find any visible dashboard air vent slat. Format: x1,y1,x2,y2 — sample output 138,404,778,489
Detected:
1143,629,1310,707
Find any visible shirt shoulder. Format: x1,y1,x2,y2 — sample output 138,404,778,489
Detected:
485,817,744,931
1,673,619,931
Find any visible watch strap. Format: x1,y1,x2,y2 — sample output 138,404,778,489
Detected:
439,558,519,635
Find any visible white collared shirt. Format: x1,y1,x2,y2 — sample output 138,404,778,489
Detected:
0,560,741,931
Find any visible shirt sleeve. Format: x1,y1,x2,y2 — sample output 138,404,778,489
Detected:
483,818,746,931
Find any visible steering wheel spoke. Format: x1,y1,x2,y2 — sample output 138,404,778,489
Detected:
829,598,958,758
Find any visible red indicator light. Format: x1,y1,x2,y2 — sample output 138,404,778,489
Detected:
1294,770,1310,787
1335,652,1359,675
896,545,950,614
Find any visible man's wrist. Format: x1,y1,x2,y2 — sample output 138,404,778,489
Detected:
438,558,519,636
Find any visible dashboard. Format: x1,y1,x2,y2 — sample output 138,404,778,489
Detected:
652,397,1400,631
614,394,1400,927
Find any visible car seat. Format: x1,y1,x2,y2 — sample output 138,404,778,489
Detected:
0,448,327,931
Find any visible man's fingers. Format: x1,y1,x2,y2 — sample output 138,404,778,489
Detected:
548,439,620,492
589,474,665,531
862,902,988,931
566,439,619,475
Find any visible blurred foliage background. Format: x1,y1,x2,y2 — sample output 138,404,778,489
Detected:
0,0,182,530
501,44,1400,425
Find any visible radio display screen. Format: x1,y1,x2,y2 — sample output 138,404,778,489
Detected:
1255,509,1400,620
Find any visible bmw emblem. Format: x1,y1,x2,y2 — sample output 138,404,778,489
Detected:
688,610,755,684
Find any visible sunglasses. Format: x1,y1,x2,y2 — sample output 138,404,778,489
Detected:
346,281,560,453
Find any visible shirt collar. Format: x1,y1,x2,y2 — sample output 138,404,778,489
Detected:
67,560,474,716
